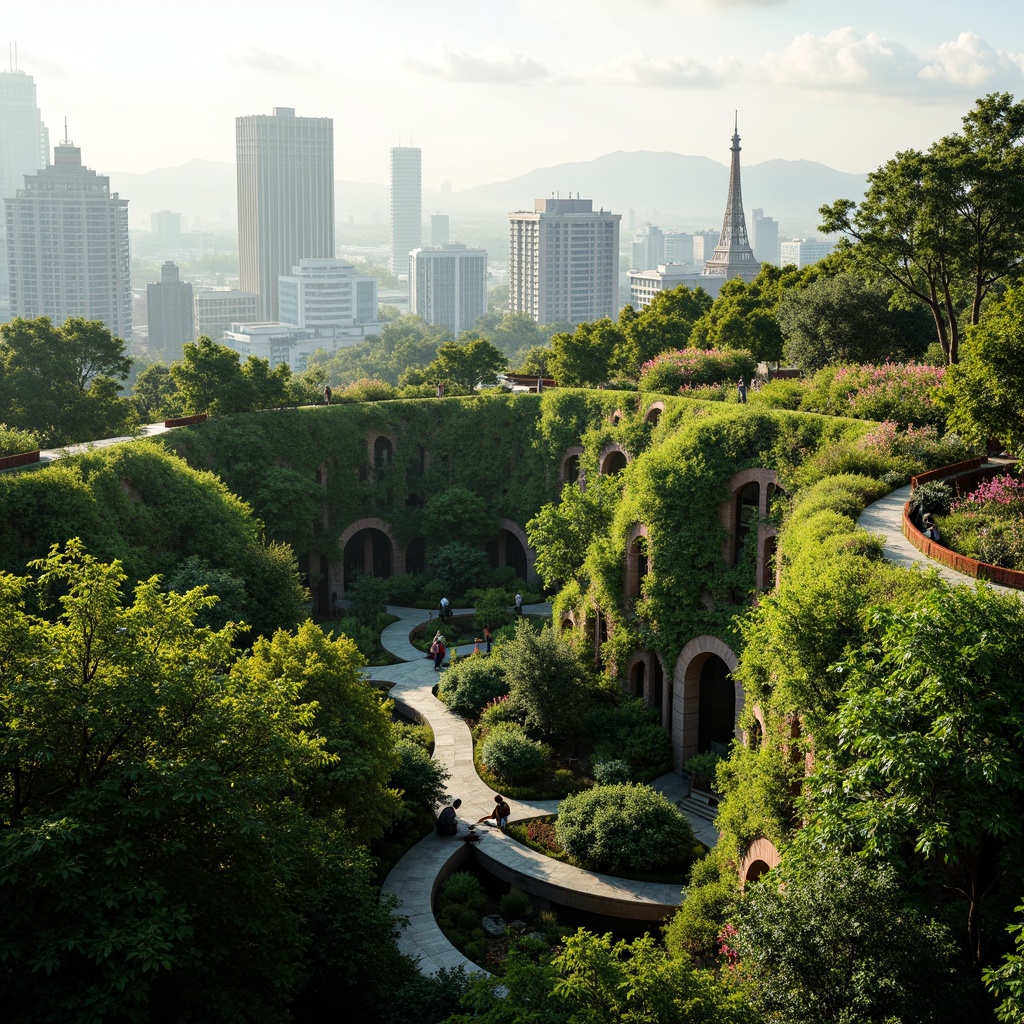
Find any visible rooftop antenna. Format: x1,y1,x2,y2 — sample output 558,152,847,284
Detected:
13,42,17,72
63,117,70,144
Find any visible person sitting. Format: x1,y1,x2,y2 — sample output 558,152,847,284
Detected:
436,798,461,836
922,515,942,543
478,794,511,833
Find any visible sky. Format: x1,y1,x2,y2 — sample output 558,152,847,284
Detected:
4,0,1024,190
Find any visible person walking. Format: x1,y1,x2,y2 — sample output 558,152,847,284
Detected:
737,378,747,404
484,625,493,654
431,633,446,672
323,384,332,406
514,593,523,617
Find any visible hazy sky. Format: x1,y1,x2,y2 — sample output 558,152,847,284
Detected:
5,0,1023,189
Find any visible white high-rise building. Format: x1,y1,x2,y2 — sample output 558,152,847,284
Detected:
430,213,449,247
0,70,49,316
508,197,621,327
194,289,259,340
628,265,723,310
390,146,421,277
664,231,695,266
278,258,378,335
750,208,780,266
630,224,665,271
236,107,334,322
409,244,487,336
5,143,131,339
780,238,835,269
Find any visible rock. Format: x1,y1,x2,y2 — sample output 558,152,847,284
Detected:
509,919,529,934
481,914,507,938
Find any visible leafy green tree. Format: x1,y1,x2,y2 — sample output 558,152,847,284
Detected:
423,485,493,547
778,271,932,371
733,853,961,1024
527,477,618,590
132,361,183,420
487,312,547,361
501,620,593,744
426,337,508,394
984,901,1024,1023
947,285,1024,456
801,584,1024,966
0,316,136,444
617,285,715,378
514,344,552,378
548,318,624,387
170,336,247,414
241,352,291,409
820,93,1024,364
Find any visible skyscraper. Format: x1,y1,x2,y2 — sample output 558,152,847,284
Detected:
509,197,621,327
630,224,665,271
703,116,760,283
0,70,49,316
750,208,779,267
410,244,487,336
236,107,334,321
5,143,131,339
430,213,449,247
147,261,194,362
390,146,421,277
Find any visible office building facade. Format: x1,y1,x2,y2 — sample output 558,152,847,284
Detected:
390,146,422,277
278,258,378,334
628,264,724,310
236,107,334,321
780,238,835,269
0,70,49,316
750,208,779,267
508,197,620,327
5,143,131,338
409,244,487,336
430,213,449,247
194,288,259,340
147,261,193,361
630,224,665,271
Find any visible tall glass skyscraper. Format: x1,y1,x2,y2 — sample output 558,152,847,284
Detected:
236,107,334,321
0,70,49,317
390,146,421,278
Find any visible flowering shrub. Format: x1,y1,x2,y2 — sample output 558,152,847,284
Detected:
638,348,757,395
337,378,397,402
858,421,973,467
940,473,1024,570
717,923,741,970
525,819,562,852
801,362,947,428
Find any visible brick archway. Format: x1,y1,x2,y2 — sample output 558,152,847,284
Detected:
495,517,538,585
671,635,742,773
599,442,630,476
337,517,404,593
624,522,651,611
560,445,585,486
720,468,782,591
624,648,670,726
739,836,781,889
643,401,664,426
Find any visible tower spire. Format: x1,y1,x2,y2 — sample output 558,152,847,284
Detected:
702,114,760,281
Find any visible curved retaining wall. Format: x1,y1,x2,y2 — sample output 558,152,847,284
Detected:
905,457,1024,590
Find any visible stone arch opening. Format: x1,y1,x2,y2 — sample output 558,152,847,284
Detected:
739,837,781,890
609,408,623,426
338,518,403,593
561,445,584,486
561,616,575,633
627,534,649,604
630,660,646,701
601,447,629,476
486,518,537,583
671,636,742,772
745,860,770,884
644,402,664,426
735,481,759,565
373,436,393,469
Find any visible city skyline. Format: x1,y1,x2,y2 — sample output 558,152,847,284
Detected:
2,2,1022,191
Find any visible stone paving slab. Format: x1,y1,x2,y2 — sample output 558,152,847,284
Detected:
371,604,717,976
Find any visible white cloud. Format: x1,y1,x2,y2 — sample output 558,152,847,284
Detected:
404,45,548,83
230,46,323,75
755,27,1024,95
600,50,734,88
920,32,1024,89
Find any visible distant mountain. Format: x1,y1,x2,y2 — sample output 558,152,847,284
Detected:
111,151,867,240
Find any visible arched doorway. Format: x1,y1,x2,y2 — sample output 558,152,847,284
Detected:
671,636,742,772
601,448,628,475
488,528,528,580
343,528,393,584
630,660,646,701
735,482,759,564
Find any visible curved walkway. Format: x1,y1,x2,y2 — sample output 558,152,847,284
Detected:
857,483,1018,596
366,604,717,976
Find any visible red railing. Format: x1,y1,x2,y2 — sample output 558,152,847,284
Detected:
0,450,41,471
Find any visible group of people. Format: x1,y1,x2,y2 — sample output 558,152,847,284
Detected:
430,631,446,671
436,794,511,841
736,377,764,404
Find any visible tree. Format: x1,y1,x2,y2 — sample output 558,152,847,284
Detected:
170,336,247,414
820,93,1024,364
514,344,552,378
426,337,508,394
778,271,933,371
423,485,493,547
132,361,183,421
501,621,594,744
548,318,623,387
801,584,1024,966
0,316,136,444
616,285,714,378
947,285,1024,457
733,853,960,1024
527,477,617,590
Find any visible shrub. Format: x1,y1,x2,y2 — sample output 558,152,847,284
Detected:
555,784,697,873
593,759,632,785
436,656,507,718
748,378,808,410
429,542,493,596
685,751,722,787
439,872,486,913
466,587,515,632
638,348,757,394
622,725,672,778
498,887,533,921
479,694,520,729
336,378,396,402
909,480,953,521
479,723,550,784
347,573,389,627
0,423,42,457
389,737,450,810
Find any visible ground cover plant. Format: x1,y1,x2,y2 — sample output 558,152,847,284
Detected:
936,472,1024,570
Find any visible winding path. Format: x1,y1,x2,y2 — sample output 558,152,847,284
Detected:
364,605,718,976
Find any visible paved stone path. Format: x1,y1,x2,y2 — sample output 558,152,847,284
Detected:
366,604,717,976
856,482,1017,596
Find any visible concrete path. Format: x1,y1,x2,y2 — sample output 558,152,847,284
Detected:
857,483,1017,596
367,603,717,976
